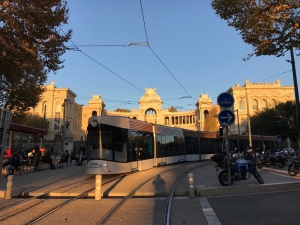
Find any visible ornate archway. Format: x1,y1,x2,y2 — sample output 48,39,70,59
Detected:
145,108,157,124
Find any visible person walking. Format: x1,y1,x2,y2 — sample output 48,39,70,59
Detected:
50,146,54,156
33,144,41,171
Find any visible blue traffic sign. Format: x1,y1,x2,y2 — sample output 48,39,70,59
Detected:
276,135,281,141
217,92,234,109
218,110,235,126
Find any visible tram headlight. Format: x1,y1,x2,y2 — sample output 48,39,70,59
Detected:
91,120,99,127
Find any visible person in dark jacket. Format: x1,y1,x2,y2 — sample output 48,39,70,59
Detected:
4,151,21,177
33,144,41,171
57,150,69,168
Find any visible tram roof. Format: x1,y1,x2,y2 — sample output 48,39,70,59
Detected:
9,123,46,135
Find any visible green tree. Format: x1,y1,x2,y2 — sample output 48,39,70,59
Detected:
114,108,131,113
23,113,50,132
204,106,220,132
211,1,300,60
0,0,72,114
168,106,177,112
249,101,297,139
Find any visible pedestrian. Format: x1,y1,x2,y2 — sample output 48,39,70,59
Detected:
4,148,12,159
4,151,21,177
33,144,41,171
50,146,54,156
57,150,69,168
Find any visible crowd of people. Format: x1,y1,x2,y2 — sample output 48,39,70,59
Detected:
1,145,76,177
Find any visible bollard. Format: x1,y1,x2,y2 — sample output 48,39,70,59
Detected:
188,173,195,198
4,175,14,200
95,174,102,200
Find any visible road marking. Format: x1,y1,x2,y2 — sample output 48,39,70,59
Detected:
199,197,222,225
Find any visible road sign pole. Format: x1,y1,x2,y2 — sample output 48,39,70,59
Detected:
225,126,231,186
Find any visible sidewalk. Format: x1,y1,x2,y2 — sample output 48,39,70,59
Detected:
1,160,300,199
193,161,300,196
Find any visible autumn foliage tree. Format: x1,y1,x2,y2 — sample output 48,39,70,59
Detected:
168,106,178,112
114,108,131,113
211,1,300,60
0,0,72,119
203,106,220,132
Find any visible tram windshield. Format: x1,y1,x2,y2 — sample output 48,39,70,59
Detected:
87,123,128,161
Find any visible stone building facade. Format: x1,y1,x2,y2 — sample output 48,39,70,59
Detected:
31,79,294,141
227,79,294,134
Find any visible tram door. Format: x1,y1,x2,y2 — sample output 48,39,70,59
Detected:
157,135,166,165
130,131,139,171
178,137,185,162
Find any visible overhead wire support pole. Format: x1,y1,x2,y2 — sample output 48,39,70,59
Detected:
0,109,11,184
289,47,300,150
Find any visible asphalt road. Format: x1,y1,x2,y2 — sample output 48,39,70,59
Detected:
208,190,300,225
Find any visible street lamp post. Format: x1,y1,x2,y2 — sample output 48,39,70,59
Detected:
289,47,300,150
245,88,252,149
234,109,241,157
62,99,72,128
234,109,240,135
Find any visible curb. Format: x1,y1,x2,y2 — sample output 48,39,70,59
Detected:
196,181,300,197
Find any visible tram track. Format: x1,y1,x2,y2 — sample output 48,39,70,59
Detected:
0,162,203,224
0,174,129,224
96,163,202,225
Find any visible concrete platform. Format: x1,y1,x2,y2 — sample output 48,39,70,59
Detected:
1,160,300,199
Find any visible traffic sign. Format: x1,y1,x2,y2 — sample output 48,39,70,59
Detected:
276,135,281,141
218,110,235,126
217,92,234,109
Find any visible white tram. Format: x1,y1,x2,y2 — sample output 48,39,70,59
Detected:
86,116,277,175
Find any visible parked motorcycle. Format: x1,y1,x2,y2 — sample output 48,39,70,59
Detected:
211,151,264,186
269,154,287,168
287,157,300,176
256,151,271,168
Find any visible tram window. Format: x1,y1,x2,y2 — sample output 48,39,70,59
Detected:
115,142,127,162
156,135,165,158
113,128,127,142
185,137,199,154
200,139,210,154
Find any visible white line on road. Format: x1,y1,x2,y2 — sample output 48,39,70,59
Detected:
199,197,222,225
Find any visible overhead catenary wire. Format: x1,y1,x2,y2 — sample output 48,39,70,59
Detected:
36,0,190,110
35,0,145,95
36,0,296,110
139,0,196,101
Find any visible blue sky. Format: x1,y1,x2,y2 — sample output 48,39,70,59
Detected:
46,0,298,111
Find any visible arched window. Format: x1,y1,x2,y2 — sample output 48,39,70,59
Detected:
42,101,47,113
165,117,169,125
271,99,276,108
92,111,97,117
262,99,267,110
204,110,209,119
56,102,61,113
239,100,244,110
252,99,258,110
